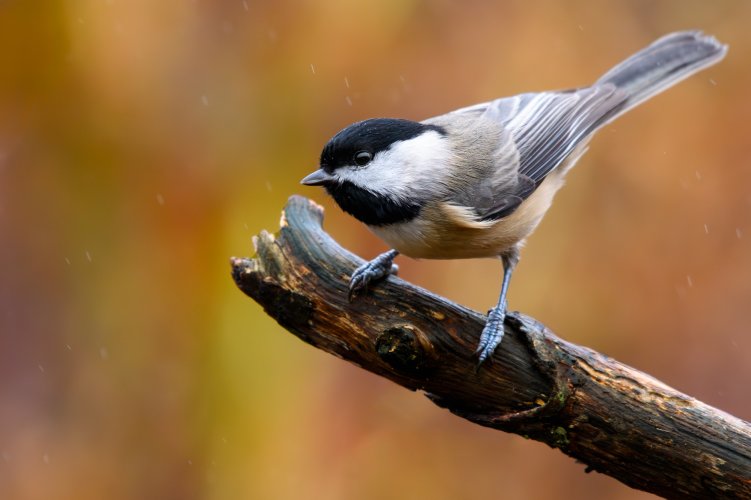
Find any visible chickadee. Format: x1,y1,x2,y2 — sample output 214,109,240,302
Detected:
302,31,727,364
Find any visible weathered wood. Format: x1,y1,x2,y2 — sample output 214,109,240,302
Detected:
232,195,751,499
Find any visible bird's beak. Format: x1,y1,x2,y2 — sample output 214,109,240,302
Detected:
300,168,335,186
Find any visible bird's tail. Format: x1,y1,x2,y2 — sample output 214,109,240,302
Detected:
596,31,727,121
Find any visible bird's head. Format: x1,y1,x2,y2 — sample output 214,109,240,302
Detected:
301,118,449,226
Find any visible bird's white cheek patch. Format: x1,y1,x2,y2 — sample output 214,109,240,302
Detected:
337,131,452,200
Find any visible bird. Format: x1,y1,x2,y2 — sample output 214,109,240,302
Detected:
301,31,727,365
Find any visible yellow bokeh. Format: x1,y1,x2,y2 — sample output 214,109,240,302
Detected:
1,1,749,499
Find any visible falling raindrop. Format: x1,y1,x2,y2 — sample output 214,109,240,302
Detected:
703,224,709,234
310,64,316,75
156,193,165,205
86,251,92,262
202,95,209,106
345,96,353,106
344,77,350,88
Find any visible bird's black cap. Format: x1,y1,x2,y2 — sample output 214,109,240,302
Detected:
320,118,445,172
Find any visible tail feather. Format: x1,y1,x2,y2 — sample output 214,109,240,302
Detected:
596,31,727,120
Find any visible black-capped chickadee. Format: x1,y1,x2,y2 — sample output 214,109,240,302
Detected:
301,31,727,364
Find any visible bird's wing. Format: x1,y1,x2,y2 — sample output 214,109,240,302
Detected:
451,85,627,220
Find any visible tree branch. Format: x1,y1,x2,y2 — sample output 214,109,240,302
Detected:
232,195,751,499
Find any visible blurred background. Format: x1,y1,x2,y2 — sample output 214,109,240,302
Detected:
1,1,749,499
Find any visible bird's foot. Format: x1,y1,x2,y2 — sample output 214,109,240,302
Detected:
348,249,399,301
476,304,506,366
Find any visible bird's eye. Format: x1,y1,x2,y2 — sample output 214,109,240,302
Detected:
353,151,372,167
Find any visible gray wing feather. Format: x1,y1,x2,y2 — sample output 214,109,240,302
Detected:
447,30,726,222
477,85,627,185
451,87,627,221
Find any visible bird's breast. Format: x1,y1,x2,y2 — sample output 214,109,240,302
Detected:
369,171,566,259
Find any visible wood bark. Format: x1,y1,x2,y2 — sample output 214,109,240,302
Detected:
232,195,751,499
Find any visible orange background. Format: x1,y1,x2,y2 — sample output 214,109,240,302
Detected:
1,1,749,499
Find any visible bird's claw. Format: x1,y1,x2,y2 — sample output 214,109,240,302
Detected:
476,304,507,366
348,250,399,301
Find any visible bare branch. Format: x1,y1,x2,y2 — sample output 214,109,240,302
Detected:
232,195,751,499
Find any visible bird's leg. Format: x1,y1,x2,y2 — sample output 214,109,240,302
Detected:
477,249,519,365
348,249,400,301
